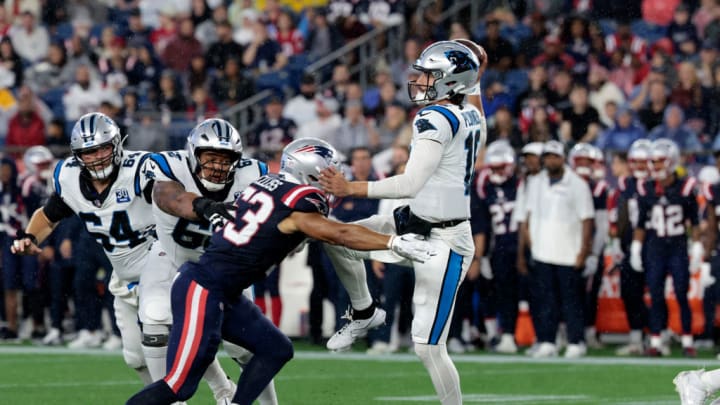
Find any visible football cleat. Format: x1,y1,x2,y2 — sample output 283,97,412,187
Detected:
494,334,518,354
214,378,237,405
102,334,123,351
67,329,102,349
674,370,710,405
326,307,386,352
42,328,63,346
564,343,587,358
447,337,467,354
531,342,558,358
615,343,644,356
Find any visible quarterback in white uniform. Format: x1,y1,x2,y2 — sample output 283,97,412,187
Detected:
11,112,156,384
141,118,277,404
320,41,484,405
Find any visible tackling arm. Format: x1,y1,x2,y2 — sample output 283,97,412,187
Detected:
153,180,202,221
282,211,392,250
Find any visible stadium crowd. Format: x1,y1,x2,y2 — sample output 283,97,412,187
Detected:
1,0,720,361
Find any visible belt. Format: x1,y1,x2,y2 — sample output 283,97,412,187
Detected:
430,219,467,229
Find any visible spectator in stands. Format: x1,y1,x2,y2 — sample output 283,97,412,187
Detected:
186,54,210,92
0,37,21,88
560,84,601,144
45,118,66,150
516,12,548,68
548,69,573,111
527,106,559,143
126,8,151,45
209,57,253,107
390,37,421,89
125,108,168,152
329,64,352,107
668,4,699,57
65,34,97,79
157,69,187,112
697,40,718,88
705,64,720,137
232,8,258,46
97,37,129,88
359,0,404,28
186,85,217,122
62,64,105,121
295,95,341,142
514,64,551,115
6,86,45,150
162,17,203,72
524,141,594,358
125,40,162,92
206,20,244,71
533,35,575,79
482,79,514,119
305,7,342,61
448,21,471,41
272,10,304,57
479,18,514,72
638,80,671,132
283,72,318,126
370,100,409,151
150,7,178,56
242,19,287,75
562,15,591,66
23,42,70,94
693,0,720,40
228,0,252,29
249,94,297,160
671,61,705,121
197,5,229,49
363,63,392,115
605,20,647,66
9,10,48,63
648,104,703,153
596,105,647,151
331,100,375,155
487,105,524,149
190,0,211,27
0,7,11,38
588,64,626,128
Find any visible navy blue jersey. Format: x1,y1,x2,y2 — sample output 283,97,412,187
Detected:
197,175,329,296
703,182,720,250
637,176,698,248
470,170,519,253
616,175,641,251
589,179,608,211
249,118,297,153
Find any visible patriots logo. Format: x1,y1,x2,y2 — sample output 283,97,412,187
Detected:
415,118,436,133
305,196,329,216
295,145,334,159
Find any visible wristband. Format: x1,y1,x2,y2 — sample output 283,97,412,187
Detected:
17,230,38,245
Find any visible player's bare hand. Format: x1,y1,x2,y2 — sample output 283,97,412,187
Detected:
372,261,385,279
319,167,351,198
11,237,42,256
388,233,436,263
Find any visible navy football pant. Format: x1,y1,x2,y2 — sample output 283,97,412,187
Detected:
531,261,584,344
620,258,648,331
126,264,293,405
493,249,519,334
644,248,691,335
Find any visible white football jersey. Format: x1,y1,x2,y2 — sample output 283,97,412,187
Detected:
144,150,268,268
409,103,486,222
52,151,156,282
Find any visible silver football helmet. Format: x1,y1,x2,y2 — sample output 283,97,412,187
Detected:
587,144,606,181
280,138,340,188
186,118,244,191
23,145,54,179
69,112,124,180
649,138,680,181
628,139,652,179
408,41,480,104
484,140,515,184
568,143,595,179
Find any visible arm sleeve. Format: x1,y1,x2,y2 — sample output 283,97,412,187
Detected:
367,139,442,199
43,193,74,223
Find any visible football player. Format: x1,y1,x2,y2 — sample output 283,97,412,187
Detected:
471,140,521,354
319,41,484,404
613,139,651,355
568,143,609,349
141,118,275,404
126,138,433,405
631,139,702,357
11,112,155,382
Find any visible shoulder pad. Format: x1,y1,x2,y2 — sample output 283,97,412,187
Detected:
281,184,329,216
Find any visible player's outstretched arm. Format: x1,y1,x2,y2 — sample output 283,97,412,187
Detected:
281,211,435,263
11,208,56,255
153,180,201,220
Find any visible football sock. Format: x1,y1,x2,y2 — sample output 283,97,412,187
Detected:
484,318,498,341
203,358,233,395
257,379,279,405
270,297,282,327
352,303,376,320
324,244,373,310
135,366,153,385
142,344,168,381
414,343,462,405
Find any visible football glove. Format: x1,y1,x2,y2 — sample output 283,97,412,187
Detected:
480,257,493,280
388,233,436,263
630,240,643,272
690,241,705,275
192,197,235,231
583,254,599,278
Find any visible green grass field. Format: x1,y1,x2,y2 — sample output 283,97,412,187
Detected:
0,342,717,404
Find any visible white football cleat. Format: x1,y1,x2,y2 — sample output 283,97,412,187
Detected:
494,333,518,354
366,341,396,355
42,328,62,346
564,343,587,358
214,378,237,405
102,334,122,351
326,308,386,352
67,329,102,349
674,370,710,405
447,337,466,354
615,342,644,356
531,342,558,358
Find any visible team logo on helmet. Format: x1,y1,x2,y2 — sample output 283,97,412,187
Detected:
444,50,478,74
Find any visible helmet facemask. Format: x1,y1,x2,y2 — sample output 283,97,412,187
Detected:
75,141,119,180
194,149,241,191
408,70,443,104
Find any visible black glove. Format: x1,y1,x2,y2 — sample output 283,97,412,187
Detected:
192,197,235,230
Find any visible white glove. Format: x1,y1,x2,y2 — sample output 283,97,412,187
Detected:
690,241,705,275
700,262,716,289
480,257,493,279
388,233,436,263
630,240,643,272
583,255,599,278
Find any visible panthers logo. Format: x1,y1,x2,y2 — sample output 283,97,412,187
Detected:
444,50,478,74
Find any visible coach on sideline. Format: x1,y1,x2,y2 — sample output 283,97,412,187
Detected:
524,140,594,358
